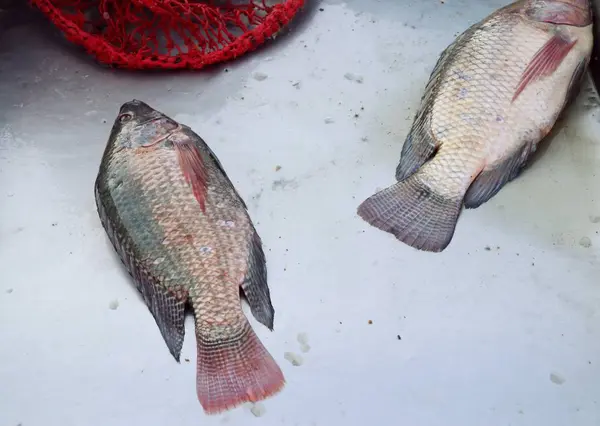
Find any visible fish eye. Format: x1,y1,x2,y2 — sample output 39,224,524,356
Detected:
119,113,133,123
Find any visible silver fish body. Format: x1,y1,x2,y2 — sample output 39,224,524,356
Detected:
358,0,593,252
95,100,285,414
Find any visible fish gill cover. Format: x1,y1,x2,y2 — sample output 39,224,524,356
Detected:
28,0,305,69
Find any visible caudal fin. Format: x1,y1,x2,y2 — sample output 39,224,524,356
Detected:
357,175,463,252
195,321,285,414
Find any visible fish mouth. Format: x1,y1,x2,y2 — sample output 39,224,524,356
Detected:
119,99,156,118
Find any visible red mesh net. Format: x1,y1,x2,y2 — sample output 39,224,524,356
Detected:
29,0,305,69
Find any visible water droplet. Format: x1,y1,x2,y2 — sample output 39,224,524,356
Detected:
200,246,212,254
250,402,266,417
579,236,592,248
284,352,304,366
153,257,165,265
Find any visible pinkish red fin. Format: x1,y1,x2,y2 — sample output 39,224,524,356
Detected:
513,35,577,102
196,321,285,414
174,138,208,213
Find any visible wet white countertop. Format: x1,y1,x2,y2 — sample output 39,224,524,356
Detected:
1,1,599,425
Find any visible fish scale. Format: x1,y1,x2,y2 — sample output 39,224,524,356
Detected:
358,0,593,253
95,100,284,415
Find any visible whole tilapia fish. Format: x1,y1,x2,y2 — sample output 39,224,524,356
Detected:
94,100,284,414
357,0,593,252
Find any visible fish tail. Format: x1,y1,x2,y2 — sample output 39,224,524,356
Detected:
357,172,464,253
195,319,285,414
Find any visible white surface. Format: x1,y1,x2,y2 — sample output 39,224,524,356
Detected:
1,1,600,425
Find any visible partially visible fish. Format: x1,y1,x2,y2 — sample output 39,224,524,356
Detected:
357,0,593,252
588,0,600,96
94,100,284,414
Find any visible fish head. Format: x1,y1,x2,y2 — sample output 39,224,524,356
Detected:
524,0,591,26
108,100,180,150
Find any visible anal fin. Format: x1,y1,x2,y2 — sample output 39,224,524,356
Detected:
395,119,439,182
135,269,189,362
563,57,589,109
241,230,275,330
174,136,209,214
464,142,535,209
513,34,577,102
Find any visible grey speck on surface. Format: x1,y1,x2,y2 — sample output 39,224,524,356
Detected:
324,117,335,124
550,372,565,385
579,236,592,248
109,299,119,310
344,72,364,83
272,178,298,191
252,72,268,81
590,215,600,223
284,351,304,366
297,332,311,353
250,402,266,417
6,288,13,294
250,189,263,210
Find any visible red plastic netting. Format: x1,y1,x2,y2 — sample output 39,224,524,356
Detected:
29,0,305,69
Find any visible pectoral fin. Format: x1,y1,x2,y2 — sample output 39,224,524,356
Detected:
174,136,209,213
513,34,577,102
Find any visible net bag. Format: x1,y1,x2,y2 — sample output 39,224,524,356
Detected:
30,0,305,70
